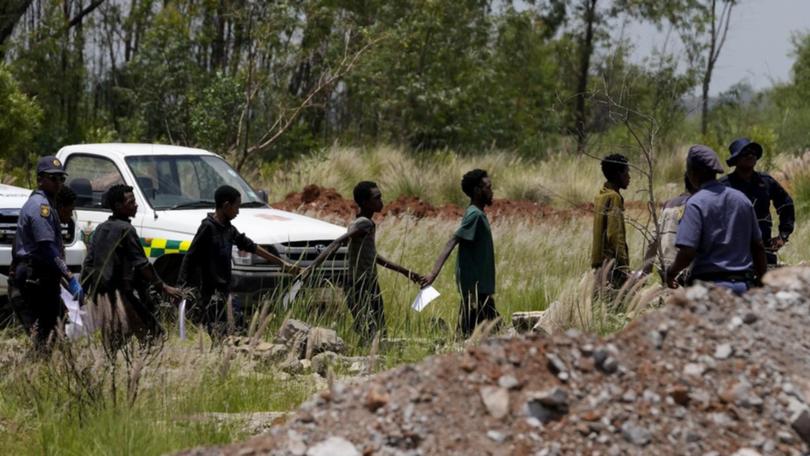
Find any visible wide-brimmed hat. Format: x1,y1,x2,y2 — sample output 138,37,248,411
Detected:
727,138,763,166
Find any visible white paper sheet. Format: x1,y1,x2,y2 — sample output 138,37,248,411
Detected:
178,299,187,339
61,286,90,339
411,286,440,312
282,280,304,309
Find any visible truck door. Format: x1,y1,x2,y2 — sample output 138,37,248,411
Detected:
62,153,129,243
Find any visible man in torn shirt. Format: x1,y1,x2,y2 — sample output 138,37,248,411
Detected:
82,184,182,342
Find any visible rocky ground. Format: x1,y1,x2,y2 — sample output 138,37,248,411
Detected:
179,267,810,456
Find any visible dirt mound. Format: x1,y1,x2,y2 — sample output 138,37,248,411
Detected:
273,185,587,222
180,268,810,455
272,185,358,221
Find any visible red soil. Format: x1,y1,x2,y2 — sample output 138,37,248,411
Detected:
272,185,590,223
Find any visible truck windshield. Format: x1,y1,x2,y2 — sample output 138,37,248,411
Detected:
125,155,265,210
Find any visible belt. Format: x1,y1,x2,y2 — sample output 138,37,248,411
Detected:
690,270,754,283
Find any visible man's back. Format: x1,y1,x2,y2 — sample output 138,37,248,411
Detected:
455,205,495,296
83,217,147,293
676,181,760,275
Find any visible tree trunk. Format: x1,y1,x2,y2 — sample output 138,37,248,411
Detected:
0,0,33,57
575,0,598,153
700,0,718,137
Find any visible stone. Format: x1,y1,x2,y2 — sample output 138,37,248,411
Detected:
365,385,390,412
480,386,510,419
668,385,691,406
287,430,307,456
621,421,651,446
486,430,506,443
276,319,311,358
714,344,733,360
730,449,761,456
685,285,709,301
511,311,545,333
545,353,567,375
281,358,304,375
742,312,759,324
683,363,706,376
498,375,520,390
276,319,311,345
311,351,339,376
742,394,764,411
525,388,569,424
598,356,619,375
618,389,635,403
648,330,664,350
306,436,360,456
762,266,810,291
790,409,810,446
305,327,346,359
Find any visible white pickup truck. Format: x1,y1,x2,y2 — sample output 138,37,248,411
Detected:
55,143,348,300
0,183,86,320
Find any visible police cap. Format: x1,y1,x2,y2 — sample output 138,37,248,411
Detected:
37,156,67,175
687,145,724,174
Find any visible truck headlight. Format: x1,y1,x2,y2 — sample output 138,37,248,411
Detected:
232,246,254,266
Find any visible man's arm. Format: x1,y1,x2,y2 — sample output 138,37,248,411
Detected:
376,254,424,284
770,178,795,248
254,246,302,275
666,246,696,289
302,228,358,278
178,223,209,286
122,227,182,299
424,236,459,286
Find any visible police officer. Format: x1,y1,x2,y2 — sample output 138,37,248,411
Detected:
720,138,794,265
666,145,767,295
12,156,82,350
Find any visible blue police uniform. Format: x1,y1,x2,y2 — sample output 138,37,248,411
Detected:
12,156,75,349
675,180,761,294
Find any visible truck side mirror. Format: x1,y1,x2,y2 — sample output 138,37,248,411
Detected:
256,189,268,203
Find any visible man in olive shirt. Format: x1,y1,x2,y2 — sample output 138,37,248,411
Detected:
425,169,498,337
591,154,631,287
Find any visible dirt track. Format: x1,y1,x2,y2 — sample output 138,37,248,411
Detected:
179,267,810,456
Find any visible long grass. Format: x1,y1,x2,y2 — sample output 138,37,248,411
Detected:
257,145,688,208
2,144,808,455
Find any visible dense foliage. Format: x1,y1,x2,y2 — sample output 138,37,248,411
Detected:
0,0,808,174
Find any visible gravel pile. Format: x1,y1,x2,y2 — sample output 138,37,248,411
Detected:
180,267,810,456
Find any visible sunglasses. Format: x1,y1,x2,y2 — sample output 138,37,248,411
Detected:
44,174,67,182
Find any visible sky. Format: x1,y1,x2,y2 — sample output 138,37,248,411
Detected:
623,0,810,96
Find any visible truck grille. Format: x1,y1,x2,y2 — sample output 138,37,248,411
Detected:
278,240,347,265
0,210,75,245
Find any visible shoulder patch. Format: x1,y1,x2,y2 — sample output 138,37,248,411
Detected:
40,204,50,218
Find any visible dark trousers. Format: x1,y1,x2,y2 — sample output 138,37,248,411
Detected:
192,290,230,340
346,278,385,342
12,262,63,350
458,291,499,337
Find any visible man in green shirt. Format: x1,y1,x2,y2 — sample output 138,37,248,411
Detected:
425,169,498,337
591,154,631,287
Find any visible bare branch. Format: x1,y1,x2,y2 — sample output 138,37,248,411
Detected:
233,34,385,171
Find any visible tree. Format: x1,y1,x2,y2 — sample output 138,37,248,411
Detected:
0,64,42,182
621,0,737,136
